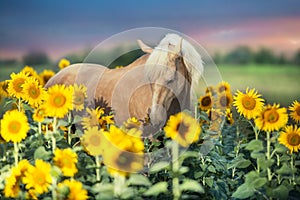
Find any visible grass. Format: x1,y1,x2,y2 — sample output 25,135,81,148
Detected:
218,64,300,106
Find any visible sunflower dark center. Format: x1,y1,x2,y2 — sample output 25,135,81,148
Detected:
116,151,135,169
53,94,66,107
29,87,40,98
201,96,211,107
74,92,85,105
218,86,226,93
219,95,228,107
242,96,256,110
8,121,21,134
264,109,279,123
288,133,300,146
176,122,189,139
89,134,101,146
296,106,300,116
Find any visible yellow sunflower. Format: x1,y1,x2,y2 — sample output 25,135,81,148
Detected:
233,88,265,120
58,58,71,69
81,107,101,129
21,65,42,84
4,159,31,198
39,69,55,86
0,80,9,97
255,104,288,132
58,179,88,200
23,159,52,195
22,77,47,108
289,100,300,123
54,148,78,177
226,108,234,125
216,81,231,94
123,117,141,129
82,126,106,156
278,125,300,153
164,112,201,147
33,106,46,122
216,91,233,109
72,84,87,111
44,84,73,118
7,72,29,99
205,86,217,95
1,110,30,143
198,93,213,110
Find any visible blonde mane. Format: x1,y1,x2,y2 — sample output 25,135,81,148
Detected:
145,33,204,91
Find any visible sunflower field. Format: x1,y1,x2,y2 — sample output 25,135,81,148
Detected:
0,59,300,200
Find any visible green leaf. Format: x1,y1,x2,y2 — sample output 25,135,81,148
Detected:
149,162,170,173
274,143,288,153
250,151,264,159
127,174,151,187
144,182,168,196
232,183,255,199
73,115,82,124
180,179,204,194
276,163,292,175
34,146,51,161
228,157,251,169
251,177,267,189
245,139,264,151
207,165,216,173
179,166,189,175
57,119,69,127
267,185,289,199
204,177,214,188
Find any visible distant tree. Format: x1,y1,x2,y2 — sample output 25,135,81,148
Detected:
254,48,276,64
293,48,300,66
224,46,253,64
22,51,50,66
276,53,288,65
212,51,222,65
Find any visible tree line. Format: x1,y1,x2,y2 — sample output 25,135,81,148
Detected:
213,46,300,66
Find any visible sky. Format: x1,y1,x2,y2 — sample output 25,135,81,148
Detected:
1,0,300,60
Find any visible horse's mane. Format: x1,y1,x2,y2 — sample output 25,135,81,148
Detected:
145,33,204,91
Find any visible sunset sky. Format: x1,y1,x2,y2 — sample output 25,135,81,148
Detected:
1,0,300,60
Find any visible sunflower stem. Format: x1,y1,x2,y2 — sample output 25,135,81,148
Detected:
266,131,272,181
113,174,125,197
52,117,57,152
14,142,19,166
18,98,21,112
67,112,72,145
172,141,181,200
52,177,58,200
290,154,296,185
95,156,101,183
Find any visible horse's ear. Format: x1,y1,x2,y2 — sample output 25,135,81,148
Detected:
137,40,153,53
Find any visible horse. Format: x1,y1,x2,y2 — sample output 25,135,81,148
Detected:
45,33,204,132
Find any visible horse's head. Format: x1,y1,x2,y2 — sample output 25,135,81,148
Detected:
143,34,204,128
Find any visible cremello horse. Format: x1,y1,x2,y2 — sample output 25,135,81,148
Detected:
45,34,203,131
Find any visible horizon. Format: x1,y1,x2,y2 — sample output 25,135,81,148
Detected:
1,0,300,60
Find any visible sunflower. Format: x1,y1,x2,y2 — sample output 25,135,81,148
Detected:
233,88,265,120
58,179,88,200
103,144,144,176
216,81,231,94
58,58,71,69
226,108,234,125
0,80,9,97
33,106,46,122
278,125,300,153
81,107,101,129
255,104,288,132
39,69,55,86
82,126,106,156
4,159,31,198
72,84,87,111
23,159,52,195
289,100,300,123
99,115,114,130
164,112,201,147
1,110,30,143
216,91,233,109
54,148,78,177
198,93,213,110
21,65,42,84
7,72,29,99
44,84,73,118
22,77,47,108
123,117,141,129
205,86,217,95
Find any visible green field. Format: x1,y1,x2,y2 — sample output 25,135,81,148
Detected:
218,64,300,106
